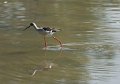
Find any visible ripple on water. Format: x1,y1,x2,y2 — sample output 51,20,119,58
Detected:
42,45,76,51
63,42,83,47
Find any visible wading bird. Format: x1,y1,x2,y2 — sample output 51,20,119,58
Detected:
23,22,62,48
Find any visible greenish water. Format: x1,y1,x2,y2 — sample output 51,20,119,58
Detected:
0,0,120,84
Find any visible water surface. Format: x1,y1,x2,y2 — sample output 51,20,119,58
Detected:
0,0,120,84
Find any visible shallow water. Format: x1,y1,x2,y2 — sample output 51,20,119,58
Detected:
0,0,120,84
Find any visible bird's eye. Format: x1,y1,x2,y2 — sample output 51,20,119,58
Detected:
30,23,34,26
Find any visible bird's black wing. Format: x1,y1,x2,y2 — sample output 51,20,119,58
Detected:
43,27,51,31
43,27,56,32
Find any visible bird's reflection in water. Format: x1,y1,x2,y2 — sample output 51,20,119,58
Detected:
31,49,63,76
31,61,55,76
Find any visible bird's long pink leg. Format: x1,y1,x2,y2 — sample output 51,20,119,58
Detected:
52,36,62,47
44,36,47,48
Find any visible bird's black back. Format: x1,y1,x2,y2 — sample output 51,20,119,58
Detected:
43,27,56,32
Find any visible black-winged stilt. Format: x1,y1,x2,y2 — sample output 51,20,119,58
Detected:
23,22,62,48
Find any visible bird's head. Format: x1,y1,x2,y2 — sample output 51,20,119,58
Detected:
23,22,36,31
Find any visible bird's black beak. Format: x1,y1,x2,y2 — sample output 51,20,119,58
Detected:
23,25,31,31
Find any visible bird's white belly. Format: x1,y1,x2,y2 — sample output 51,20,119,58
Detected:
38,30,54,37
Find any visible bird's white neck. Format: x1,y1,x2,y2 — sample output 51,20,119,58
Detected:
32,23,40,29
